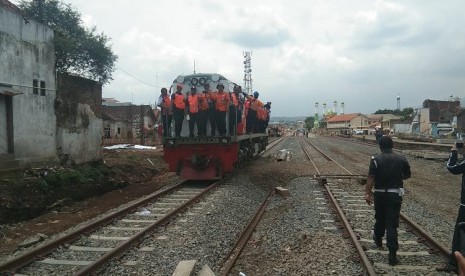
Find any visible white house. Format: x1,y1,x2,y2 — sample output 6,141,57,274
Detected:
0,1,57,165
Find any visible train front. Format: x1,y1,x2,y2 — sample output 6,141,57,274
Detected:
162,73,238,180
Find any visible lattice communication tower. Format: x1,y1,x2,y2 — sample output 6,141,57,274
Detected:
243,51,253,95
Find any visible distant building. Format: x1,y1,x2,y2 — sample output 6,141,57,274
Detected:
410,99,461,136
0,0,56,164
366,114,383,129
423,99,460,123
102,105,157,139
381,114,401,131
1,1,103,168
326,113,368,131
296,120,305,130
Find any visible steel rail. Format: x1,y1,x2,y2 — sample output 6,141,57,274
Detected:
301,139,374,274
316,174,367,179
263,136,286,153
218,190,275,276
75,183,217,275
312,137,451,272
303,138,353,175
399,212,450,258
324,183,377,276
0,182,187,273
299,138,321,175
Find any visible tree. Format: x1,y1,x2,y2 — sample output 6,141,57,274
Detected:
19,0,117,84
304,116,315,129
374,107,414,121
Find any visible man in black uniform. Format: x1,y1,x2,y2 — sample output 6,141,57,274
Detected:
437,143,465,273
364,136,411,266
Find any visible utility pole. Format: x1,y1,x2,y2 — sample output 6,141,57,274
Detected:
140,105,145,145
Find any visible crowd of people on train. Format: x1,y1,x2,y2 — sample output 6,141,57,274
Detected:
156,82,271,138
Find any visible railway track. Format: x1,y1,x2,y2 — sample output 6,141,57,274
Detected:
0,182,216,275
0,136,286,275
300,136,451,275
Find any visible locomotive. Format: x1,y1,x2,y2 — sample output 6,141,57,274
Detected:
162,73,269,180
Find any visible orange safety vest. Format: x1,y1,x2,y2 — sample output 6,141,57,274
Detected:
173,93,185,110
188,94,199,113
230,93,238,107
212,92,230,112
161,95,172,115
249,98,263,111
198,93,209,111
244,100,250,116
257,108,266,121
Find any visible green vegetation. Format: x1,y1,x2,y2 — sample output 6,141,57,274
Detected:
38,163,109,192
126,155,140,161
374,107,415,121
19,0,117,84
304,116,315,129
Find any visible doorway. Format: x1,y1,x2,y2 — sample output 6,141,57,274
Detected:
0,94,13,155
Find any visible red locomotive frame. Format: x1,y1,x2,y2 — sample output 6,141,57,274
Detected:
161,73,269,180
163,133,268,180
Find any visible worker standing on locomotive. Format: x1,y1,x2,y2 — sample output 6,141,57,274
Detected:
156,87,172,137
208,83,230,136
187,86,200,137
171,84,186,138
228,85,241,136
203,83,217,136
243,91,264,133
259,102,271,133
198,85,210,137
364,136,411,266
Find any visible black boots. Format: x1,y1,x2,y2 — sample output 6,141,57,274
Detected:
388,250,399,266
373,235,382,248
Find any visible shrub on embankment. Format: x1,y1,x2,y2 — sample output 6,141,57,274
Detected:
0,161,126,223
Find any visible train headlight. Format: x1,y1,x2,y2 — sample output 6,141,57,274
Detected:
211,74,220,82
190,78,198,85
176,75,184,83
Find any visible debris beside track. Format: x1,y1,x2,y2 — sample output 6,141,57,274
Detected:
0,148,173,261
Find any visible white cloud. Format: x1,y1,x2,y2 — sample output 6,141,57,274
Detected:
10,0,465,116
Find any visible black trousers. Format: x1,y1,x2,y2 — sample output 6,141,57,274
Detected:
449,205,465,267
198,110,208,136
188,112,199,137
373,192,402,252
246,109,257,133
216,111,227,136
173,107,184,137
228,105,237,136
161,114,172,137
209,107,217,135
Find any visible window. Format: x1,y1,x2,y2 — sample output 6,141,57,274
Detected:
40,81,45,96
33,79,38,95
117,128,121,134
104,127,110,138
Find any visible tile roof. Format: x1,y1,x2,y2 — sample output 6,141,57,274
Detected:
102,105,154,122
326,113,359,123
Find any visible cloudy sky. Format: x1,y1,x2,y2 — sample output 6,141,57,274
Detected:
14,0,465,117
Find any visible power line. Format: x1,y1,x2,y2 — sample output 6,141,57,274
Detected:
115,63,163,88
